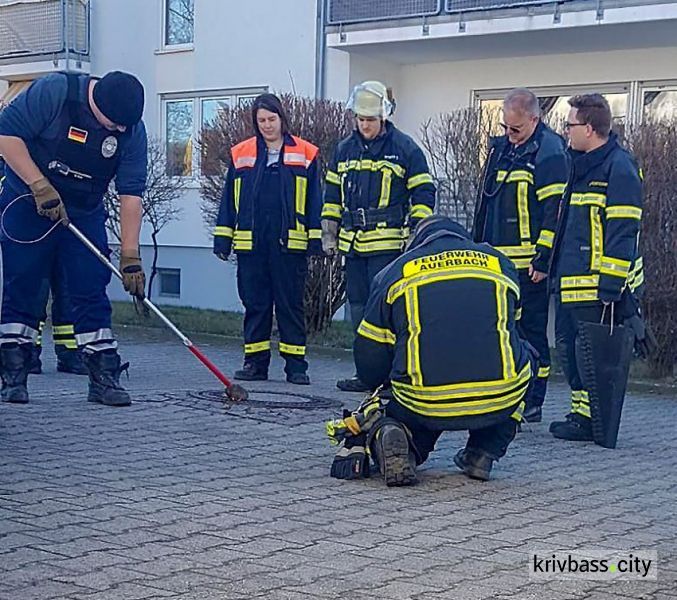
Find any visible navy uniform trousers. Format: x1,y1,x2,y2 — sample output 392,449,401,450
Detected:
517,272,550,410
345,253,399,332
236,163,308,375
385,399,520,465
35,257,79,355
0,189,115,353
554,300,608,420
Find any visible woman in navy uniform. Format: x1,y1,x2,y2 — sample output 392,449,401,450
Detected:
213,94,322,384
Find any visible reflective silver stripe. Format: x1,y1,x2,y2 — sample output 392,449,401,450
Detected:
233,156,256,169
334,446,366,458
75,328,116,347
0,323,39,342
284,152,310,167
82,342,118,353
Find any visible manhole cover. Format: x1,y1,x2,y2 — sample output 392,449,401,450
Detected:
189,389,340,410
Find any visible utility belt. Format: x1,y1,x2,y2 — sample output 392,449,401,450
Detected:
342,205,406,231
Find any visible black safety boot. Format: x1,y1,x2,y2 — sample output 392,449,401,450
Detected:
522,404,542,423
453,448,495,482
287,372,310,385
336,376,371,393
56,349,88,375
27,345,43,375
0,344,31,404
84,350,131,406
549,413,593,441
234,362,268,381
372,423,417,487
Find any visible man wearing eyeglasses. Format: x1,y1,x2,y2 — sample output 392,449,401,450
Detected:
548,94,644,442
473,88,568,424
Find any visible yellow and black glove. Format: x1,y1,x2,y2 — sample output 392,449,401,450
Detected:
326,393,384,446
120,250,146,299
30,177,68,223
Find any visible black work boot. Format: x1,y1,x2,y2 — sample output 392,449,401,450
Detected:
453,448,495,481
372,423,417,487
84,350,131,407
56,348,88,375
549,413,593,441
0,344,31,404
285,356,309,385
234,362,268,381
28,345,43,375
522,404,542,423
336,376,371,393
287,372,310,385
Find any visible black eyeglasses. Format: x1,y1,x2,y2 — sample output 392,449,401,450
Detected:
564,122,587,130
500,123,522,135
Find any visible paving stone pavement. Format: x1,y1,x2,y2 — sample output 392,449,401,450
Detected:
1,327,676,600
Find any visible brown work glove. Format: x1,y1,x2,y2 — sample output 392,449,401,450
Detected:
120,250,146,299
29,177,69,223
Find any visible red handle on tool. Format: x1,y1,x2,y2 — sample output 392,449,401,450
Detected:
187,343,234,388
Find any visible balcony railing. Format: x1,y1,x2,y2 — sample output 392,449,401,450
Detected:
0,0,89,64
327,0,664,24
327,0,441,25
445,0,573,12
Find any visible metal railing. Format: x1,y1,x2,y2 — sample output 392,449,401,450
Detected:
326,0,665,24
327,0,441,24
0,0,89,62
446,0,574,12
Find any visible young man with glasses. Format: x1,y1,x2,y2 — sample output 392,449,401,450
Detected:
473,88,569,423
548,94,644,441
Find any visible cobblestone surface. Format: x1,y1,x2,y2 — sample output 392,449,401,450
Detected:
1,328,675,599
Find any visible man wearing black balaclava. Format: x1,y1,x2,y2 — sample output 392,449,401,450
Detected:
0,71,147,407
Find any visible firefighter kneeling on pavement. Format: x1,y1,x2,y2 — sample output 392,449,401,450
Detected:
326,216,537,485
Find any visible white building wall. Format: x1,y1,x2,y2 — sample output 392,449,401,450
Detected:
88,0,318,309
107,246,243,311
395,45,677,135
325,41,677,139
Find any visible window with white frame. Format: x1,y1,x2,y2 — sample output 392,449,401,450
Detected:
641,82,677,120
163,90,265,177
165,0,194,46
158,268,181,298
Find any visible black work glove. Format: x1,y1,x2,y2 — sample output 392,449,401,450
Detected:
213,236,231,261
330,433,371,480
625,314,657,359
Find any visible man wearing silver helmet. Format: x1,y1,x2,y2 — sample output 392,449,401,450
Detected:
321,81,436,393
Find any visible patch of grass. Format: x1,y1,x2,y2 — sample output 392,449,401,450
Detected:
111,301,354,350
113,302,675,386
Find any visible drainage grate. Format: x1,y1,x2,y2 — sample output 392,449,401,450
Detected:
192,389,341,410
